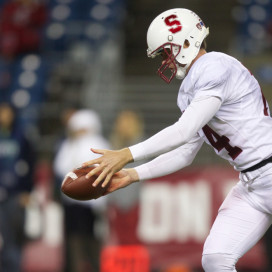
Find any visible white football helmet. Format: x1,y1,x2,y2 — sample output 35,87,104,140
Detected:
147,8,209,83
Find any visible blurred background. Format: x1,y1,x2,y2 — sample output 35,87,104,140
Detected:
0,0,272,271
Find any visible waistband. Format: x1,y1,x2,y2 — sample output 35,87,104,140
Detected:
241,156,272,174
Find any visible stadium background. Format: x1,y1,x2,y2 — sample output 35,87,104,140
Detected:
0,0,272,271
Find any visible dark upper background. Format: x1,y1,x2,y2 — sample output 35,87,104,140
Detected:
0,0,271,164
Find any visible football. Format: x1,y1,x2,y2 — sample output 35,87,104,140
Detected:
61,166,108,201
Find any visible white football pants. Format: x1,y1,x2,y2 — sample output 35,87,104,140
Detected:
202,163,272,272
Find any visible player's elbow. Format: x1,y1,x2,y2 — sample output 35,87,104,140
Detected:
186,157,194,167
182,156,194,168
174,120,199,147
182,131,194,145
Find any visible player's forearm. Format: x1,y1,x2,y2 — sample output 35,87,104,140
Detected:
134,136,204,180
129,96,221,161
129,124,183,161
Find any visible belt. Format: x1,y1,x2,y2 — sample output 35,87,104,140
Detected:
241,156,272,173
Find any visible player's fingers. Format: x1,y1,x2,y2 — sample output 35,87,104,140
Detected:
81,158,100,167
90,148,108,155
81,148,109,167
92,167,110,186
101,173,113,188
85,165,102,179
103,174,130,195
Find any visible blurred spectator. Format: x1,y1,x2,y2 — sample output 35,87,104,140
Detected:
0,102,36,272
110,109,145,149
53,109,111,272
108,109,145,210
0,0,48,59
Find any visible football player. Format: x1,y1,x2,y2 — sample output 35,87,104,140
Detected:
83,8,272,272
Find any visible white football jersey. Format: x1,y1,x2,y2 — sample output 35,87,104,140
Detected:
178,52,272,171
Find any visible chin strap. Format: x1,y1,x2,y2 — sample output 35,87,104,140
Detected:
176,63,190,80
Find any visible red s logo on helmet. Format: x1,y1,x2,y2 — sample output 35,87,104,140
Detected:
164,15,182,34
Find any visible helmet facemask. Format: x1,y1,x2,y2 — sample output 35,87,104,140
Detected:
148,43,181,84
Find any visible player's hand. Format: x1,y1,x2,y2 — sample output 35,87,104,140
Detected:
103,168,139,195
82,147,134,188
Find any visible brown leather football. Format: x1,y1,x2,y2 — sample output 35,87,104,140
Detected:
61,166,107,200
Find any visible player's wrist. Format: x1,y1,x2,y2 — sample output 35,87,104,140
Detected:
122,147,134,163
126,168,140,183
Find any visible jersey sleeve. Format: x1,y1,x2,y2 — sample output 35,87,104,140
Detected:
129,96,222,161
134,134,204,181
193,57,230,101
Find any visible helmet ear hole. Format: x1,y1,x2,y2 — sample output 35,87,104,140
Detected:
184,40,190,49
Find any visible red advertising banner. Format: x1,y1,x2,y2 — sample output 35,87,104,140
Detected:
101,245,150,272
105,166,268,271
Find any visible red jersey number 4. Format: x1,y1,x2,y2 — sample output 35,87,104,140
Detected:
202,125,242,160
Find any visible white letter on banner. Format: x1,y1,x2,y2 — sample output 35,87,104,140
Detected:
137,182,173,243
174,180,211,242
